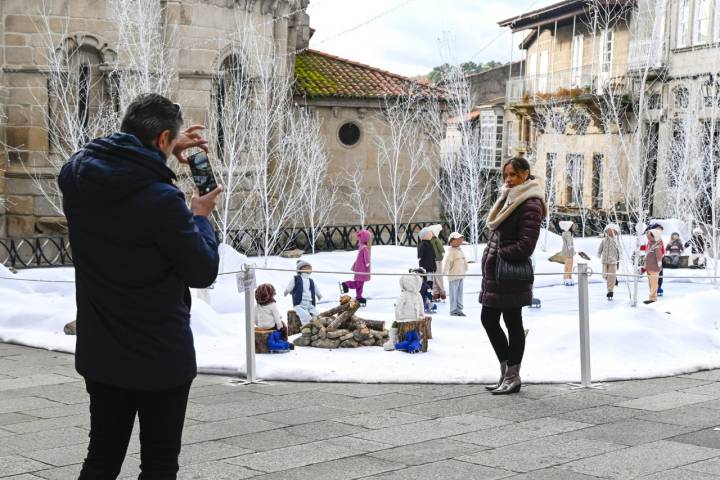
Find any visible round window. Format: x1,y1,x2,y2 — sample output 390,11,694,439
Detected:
338,122,361,147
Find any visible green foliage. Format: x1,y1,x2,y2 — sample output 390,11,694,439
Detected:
427,60,504,84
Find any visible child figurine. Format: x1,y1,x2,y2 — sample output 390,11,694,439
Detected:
598,223,621,300
340,229,372,306
444,232,468,316
417,228,437,313
428,224,447,302
685,227,707,269
386,272,425,351
665,232,684,269
284,259,323,325
254,283,290,341
643,223,665,296
643,228,664,304
560,221,576,286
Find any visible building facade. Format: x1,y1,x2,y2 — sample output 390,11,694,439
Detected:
0,0,311,237
499,0,720,223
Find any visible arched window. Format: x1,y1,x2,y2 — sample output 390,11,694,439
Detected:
48,35,115,154
214,54,249,158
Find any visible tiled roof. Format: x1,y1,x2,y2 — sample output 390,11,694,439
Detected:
295,49,441,99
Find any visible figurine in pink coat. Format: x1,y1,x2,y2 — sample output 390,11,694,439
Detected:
340,229,372,305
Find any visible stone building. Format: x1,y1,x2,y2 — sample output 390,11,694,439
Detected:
294,49,442,225
0,0,311,237
499,0,720,222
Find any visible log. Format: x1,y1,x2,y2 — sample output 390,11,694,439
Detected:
350,315,385,332
254,327,275,354
396,318,431,353
286,311,303,336
318,301,351,318
328,301,360,330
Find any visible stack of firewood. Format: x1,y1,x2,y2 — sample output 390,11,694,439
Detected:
293,296,387,349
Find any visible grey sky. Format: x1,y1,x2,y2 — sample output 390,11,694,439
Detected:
307,0,554,77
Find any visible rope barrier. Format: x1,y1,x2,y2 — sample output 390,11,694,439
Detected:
3,268,720,283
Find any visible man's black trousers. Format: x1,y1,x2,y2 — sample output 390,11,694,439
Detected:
78,379,192,480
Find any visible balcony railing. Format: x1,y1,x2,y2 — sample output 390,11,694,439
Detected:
507,66,599,103
627,37,669,73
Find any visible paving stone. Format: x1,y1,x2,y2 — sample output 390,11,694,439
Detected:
397,393,533,418
321,435,392,453
478,391,623,422
14,383,89,405
242,382,325,397
239,455,403,480
638,405,720,428
3,414,89,434
504,468,604,479
218,429,312,452
562,440,720,479
452,417,593,448
340,393,427,413
0,397,62,414
565,418,699,446
368,438,486,466
353,414,511,446
334,410,430,429
682,456,720,475
22,403,88,419
318,383,414,398
638,469,720,479
188,390,269,406
284,420,365,440
0,455,49,476
253,406,353,426
0,412,37,426
603,377,712,398
670,428,720,449
181,418,283,445
617,392,715,411
0,375,77,392
22,444,88,467
681,370,720,382
226,439,383,473
679,382,720,397
174,441,253,466
401,384,490,402
458,434,625,473
175,461,261,479
34,457,140,480
557,405,641,424
0,427,89,455
370,459,513,480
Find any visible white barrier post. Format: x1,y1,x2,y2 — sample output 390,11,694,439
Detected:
238,263,266,385
569,262,605,390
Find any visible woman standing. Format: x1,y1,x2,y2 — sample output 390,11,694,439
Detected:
480,157,546,395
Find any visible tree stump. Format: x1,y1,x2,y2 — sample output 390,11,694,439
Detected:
396,317,431,352
287,311,302,336
63,320,76,335
351,315,385,332
254,327,275,354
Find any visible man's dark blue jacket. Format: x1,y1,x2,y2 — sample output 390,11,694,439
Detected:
58,133,219,390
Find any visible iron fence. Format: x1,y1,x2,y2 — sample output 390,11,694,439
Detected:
0,236,73,270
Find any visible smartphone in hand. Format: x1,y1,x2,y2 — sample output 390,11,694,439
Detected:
187,151,218,196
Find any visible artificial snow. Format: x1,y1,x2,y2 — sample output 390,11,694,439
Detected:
1,229,720,384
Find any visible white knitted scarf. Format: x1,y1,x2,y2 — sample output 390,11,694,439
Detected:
486,178,548,231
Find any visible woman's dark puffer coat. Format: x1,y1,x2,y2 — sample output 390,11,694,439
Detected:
480,198,544,308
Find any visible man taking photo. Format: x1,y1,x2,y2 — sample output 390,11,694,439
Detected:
59,93,222,479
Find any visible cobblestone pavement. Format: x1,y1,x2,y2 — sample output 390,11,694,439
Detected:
1,343,720,479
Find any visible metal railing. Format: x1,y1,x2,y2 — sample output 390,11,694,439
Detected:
1,221,494,269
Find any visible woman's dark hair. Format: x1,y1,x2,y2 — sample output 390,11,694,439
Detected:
120,93,183,149
502,156,534,179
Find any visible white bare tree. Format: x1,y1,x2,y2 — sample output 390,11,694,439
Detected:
295,109,338,253
340,165,371,229
375,89,440,245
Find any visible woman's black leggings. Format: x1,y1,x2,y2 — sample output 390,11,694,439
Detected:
481,306,525,366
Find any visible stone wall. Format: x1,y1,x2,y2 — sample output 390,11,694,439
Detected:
305,100,440,226
0,0,309,237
